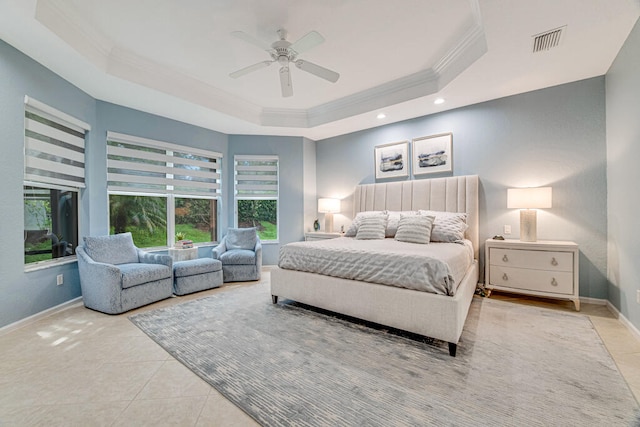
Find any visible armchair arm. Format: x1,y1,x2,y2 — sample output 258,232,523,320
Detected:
254,238,262,268
76,246,126,314
137,249,172,268
211,237,227,260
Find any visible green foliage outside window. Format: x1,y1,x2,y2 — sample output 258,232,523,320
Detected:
237,199,277,241
175,198,216,243
109,195,167,248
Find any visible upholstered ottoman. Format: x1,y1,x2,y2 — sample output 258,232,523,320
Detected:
173,258,223,296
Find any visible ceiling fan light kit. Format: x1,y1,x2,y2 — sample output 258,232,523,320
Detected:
230,28,340,97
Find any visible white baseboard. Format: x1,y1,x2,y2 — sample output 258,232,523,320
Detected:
579,296,608,305
605,300,640,342
0,297,83,337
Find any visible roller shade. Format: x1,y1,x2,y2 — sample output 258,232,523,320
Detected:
24,96,89,189
107,131,222,197
234,155,278,197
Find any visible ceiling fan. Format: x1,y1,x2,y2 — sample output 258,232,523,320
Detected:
229,28,340,97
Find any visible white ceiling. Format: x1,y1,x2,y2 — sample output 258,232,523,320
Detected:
1,0,638,140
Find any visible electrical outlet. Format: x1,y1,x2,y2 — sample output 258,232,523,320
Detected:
56,274,63,286
503,225,511,235
637,290,640,304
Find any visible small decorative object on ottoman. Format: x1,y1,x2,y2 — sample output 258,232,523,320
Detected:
173,258,223,296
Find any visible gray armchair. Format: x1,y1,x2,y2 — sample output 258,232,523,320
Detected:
76,232,173,314
212,227,262,282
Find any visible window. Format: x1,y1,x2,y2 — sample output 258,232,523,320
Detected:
234,155,279,241
23,96,89,265
107,132,221,248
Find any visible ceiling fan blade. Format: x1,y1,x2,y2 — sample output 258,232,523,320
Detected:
290,31,325,54
231,31,273,52
294,60,340,83
279,66,293,97
229,60,273,79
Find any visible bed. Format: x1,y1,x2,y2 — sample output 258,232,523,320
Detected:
271,175,479,356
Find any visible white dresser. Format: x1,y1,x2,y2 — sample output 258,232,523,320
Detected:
485,239,580,311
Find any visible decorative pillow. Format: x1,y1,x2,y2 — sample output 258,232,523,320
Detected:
385,211,419,237
83,232,139,265
394,214,435,244
226,227,258,250
419,210,468,242
355,214,387,240
344,211,386,237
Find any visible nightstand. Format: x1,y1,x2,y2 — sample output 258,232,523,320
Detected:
304,232,342,241
485,239,580,311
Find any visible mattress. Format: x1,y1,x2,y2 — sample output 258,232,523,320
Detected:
278,237,473,296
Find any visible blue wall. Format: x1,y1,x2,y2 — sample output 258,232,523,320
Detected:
0,39,95,327
606,18,640,331
227,135,306,265
316,77,608,299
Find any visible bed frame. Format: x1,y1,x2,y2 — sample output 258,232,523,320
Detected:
271,175,479,356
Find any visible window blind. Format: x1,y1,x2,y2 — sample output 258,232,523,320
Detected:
107,131,222,197
24,96,90,189
234,155,279,197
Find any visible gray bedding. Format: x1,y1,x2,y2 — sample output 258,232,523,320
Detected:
278,237,473,296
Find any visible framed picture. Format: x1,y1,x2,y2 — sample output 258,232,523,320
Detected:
412,133,453,176
374,140,409,179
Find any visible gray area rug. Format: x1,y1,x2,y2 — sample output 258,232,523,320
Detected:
129,283,639,426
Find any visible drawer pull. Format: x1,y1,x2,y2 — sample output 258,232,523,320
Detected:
551,278,558,286
502,273,508,281
551,257,558,266
502,254,509,262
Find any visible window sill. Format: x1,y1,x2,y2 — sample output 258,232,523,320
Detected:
24,256,77,273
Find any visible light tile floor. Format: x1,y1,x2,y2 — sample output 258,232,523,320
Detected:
1,270,638,426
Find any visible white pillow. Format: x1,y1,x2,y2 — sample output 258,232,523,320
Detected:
394,214,435,244
419,210,468,242
355,214,388,240
384,211,419,237
344,211,386,237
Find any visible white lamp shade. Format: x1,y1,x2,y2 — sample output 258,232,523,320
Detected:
507,187,552,209
318,198,340,213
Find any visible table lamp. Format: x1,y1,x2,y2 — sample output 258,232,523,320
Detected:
507,187,552,242
318,198,340,233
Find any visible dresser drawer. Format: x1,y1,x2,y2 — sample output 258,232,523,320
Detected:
489,248,573,272
489,265,574,295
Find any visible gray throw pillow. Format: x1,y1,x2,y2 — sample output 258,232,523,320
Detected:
83,232,139,265
385,210,419,237
355,214,387,240
419,210,468,242
394,214,435,244
344,211,385,237
226,228,258,250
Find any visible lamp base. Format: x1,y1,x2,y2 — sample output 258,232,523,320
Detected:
520,209,537,242
324,213,334,233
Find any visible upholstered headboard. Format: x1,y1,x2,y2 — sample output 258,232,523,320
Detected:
353,175,479,259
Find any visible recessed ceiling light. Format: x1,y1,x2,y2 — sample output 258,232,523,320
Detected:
434,98,445,105
376,113,386,119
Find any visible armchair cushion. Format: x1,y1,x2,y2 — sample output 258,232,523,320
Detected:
83,232,138,265
220,249,257,265
119,263,172,289
226,228,258,251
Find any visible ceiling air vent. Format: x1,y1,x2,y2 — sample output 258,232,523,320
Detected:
532,26,566,53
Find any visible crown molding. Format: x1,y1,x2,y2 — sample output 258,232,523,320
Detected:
35,0,113,70
106,46,263,124
34,0,486,130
